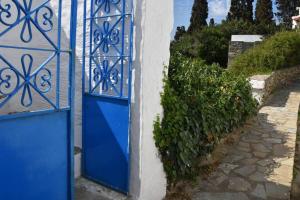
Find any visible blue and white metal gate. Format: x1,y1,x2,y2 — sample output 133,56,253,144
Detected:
0,0,77,199
82,0,133,193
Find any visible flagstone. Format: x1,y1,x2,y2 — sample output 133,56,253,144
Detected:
228,177,252,192
234,165,256,177
240,158,259,165
251,184,267,199
190,82,300,200
219,163,239,175
192,192,250,200
253,151,268,158
265,182,290,199
249,172,267,182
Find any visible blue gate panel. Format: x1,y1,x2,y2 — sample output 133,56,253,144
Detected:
82,0,133,193
0,111,69,200
83,95,129,193
0,0,77,199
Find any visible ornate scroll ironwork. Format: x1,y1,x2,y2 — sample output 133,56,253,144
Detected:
0,0,66,110
0,0,20,26
87,0,133,98
92,59,119,93
0,0,54,43
0,66,19,96
94,0,121,14
93,21,120,53
0,54,53,108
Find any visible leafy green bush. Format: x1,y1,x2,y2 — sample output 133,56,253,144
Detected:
218,20,279,36
154,54,257,182
171,20,280,68
171,27,229,67
229,31,300,76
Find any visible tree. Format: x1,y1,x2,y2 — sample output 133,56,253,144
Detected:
245,0,254,22
276,0,300,28
228,0,253,22
174,26,186,41
188,0,208,32
209,18,215,27
255,0,274,24
227,0,242,21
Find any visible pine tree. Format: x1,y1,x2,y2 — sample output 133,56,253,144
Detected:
227,0,253,22
255,0,274,24
188,0,208,32
209,18,215,27
174,26,186,41
227,0,242,21
276,0,300,27
245,0,254,22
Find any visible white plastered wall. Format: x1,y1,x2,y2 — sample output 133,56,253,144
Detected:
129,0,173,199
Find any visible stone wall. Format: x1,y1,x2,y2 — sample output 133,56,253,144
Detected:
228,41,260,66
250,66,300,105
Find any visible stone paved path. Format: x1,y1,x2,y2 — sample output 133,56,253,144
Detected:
191,80,300,200
75,178,128,200
291,112,300,199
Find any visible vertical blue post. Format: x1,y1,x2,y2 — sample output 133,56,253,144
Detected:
82,0,88,175
88,0,94,93
56,0,63,109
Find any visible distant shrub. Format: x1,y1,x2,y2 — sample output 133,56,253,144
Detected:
170,20,279,68
229,31,300,76
171,27,229,67
154,54,257,182
219,20,279,36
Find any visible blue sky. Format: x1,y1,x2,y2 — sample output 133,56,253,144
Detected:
173,0,278,35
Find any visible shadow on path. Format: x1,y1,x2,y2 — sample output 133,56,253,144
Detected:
188,79,300,200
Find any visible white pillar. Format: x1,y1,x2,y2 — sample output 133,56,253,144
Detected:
129,0,174,199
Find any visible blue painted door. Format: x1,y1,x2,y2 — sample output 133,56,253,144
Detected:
82,0,133,194
0,0,77,199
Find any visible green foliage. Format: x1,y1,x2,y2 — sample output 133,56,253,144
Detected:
188,0,208,32
186,27,229,67
219,19,278,35
227,0,242,21
276,0,300,28
174,26,187,41
171,20,279,67
154,54,258,183
245,0,254,22
209,18,215,27
229,31,300,76
227,0,254,22
255,0,274,25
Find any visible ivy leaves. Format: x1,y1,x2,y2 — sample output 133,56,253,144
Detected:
154,54,257,183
